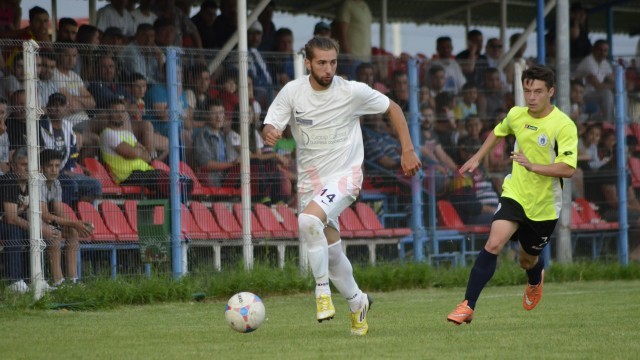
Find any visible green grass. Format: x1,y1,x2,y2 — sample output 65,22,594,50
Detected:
1,280,638,359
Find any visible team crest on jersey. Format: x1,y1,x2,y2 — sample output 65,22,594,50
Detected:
537,134,549,147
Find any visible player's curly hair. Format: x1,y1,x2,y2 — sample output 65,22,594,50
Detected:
521,64,555,90
304,36,340,61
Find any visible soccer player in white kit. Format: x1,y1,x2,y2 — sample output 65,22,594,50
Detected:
263,37,422,335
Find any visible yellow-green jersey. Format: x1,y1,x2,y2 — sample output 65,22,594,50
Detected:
493,106,578,221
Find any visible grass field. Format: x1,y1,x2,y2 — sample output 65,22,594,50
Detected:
1,280,639,359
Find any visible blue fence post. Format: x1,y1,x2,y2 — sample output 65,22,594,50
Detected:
615,65,629,266
408,58,425,262
166,47,184,278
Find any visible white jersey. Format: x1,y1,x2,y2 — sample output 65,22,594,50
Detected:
264,75,389,194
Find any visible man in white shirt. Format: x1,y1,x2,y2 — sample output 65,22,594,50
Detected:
574,39,615,121
96,0,136,38
262,37,421,336
430,36,466,94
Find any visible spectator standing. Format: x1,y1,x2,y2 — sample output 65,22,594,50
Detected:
570,2,592,61
313,21,331,38
131,0,158,29
456,29,487,87
483,38,507,88
0,97,9,174
257,1,277,52
154,0,202,48
96,0,137,38
334,0,372,76
0,0,21,32
211,0,237,48
191,0,218,49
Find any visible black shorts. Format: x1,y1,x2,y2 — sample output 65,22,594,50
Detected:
493,197,558,256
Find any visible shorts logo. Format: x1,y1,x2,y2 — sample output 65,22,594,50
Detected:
537,134,549,147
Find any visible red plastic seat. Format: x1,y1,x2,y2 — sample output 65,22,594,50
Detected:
180,161,240,197
232,203,272,239
339,207,375,238
354,202,410,237
629,157,640,189
123,200,139,230
275,204,298,235
181,204,212,239
253,203,295,238
60,202,79,222
571,202,596,230
99,201,138,241
76,201,116,242
190,201,235,239
436,200,491,234
212,203,246,237
575,198,619,230
150,159,170,172
83,157,143,195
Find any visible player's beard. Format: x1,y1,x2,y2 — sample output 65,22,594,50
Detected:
310,68,333,88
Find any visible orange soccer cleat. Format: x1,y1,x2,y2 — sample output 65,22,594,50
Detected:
523,269,545,310
447,300,474,325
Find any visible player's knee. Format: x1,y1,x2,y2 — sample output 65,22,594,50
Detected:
519,255,537,270
298,213,325,244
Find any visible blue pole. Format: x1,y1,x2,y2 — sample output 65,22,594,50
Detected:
614,65,629,266
607,7,614,62
166,47,183,278
407,58,425,262
536,0,545,65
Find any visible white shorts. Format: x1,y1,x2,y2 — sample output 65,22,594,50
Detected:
298,176,360,232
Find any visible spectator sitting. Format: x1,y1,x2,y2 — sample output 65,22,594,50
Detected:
0,53,27,99
482,109,512,192
0,147,61,293
74,24,102,81
450,137,499,225
246,21,274,105
38,54,60,108
121,22,166,85
57,17,78,42
505,33,529,88
7,89,26,151
1,6,50,67
184,63,213,135
482,38,507,88
0,97,8,174
477,67,507,119
424,65,446,109
100,98,192,196
39,149,93,286
153,0,202,48
362,113,401,170
52,43,96,133
420,104,458,194
355,62,389,94
454,83,478,122
570,80,589,125
460,114,483,144
268,27,295,90
192,98,239,187
434,91,459,160
578,123,611,172
431,36,466,94
574,39,615,122
388,70,409,112
39,93,103,206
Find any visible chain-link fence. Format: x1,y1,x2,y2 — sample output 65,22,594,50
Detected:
1,38,637,293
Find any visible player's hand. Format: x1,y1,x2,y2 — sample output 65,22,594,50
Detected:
263,126,282,147
401,149,422,176
459,157,480,174
511,150,533,171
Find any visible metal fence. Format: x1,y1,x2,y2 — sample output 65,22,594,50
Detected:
0,39,637,295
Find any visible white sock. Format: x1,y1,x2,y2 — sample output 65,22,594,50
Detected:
299,213,330,297
328,241,362,312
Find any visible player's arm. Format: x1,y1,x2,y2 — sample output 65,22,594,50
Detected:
385,100,421,176
459,130,504,174
511,150,576,178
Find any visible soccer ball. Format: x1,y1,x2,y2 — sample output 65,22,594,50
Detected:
224,292,266,333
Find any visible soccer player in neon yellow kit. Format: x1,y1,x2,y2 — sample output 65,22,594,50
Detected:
263,37,421,335
447,64,578,324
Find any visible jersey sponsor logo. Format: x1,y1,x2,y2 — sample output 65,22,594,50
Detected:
563,151,573,156
525,124,538,131
296,118,313,125
537,134,549,147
